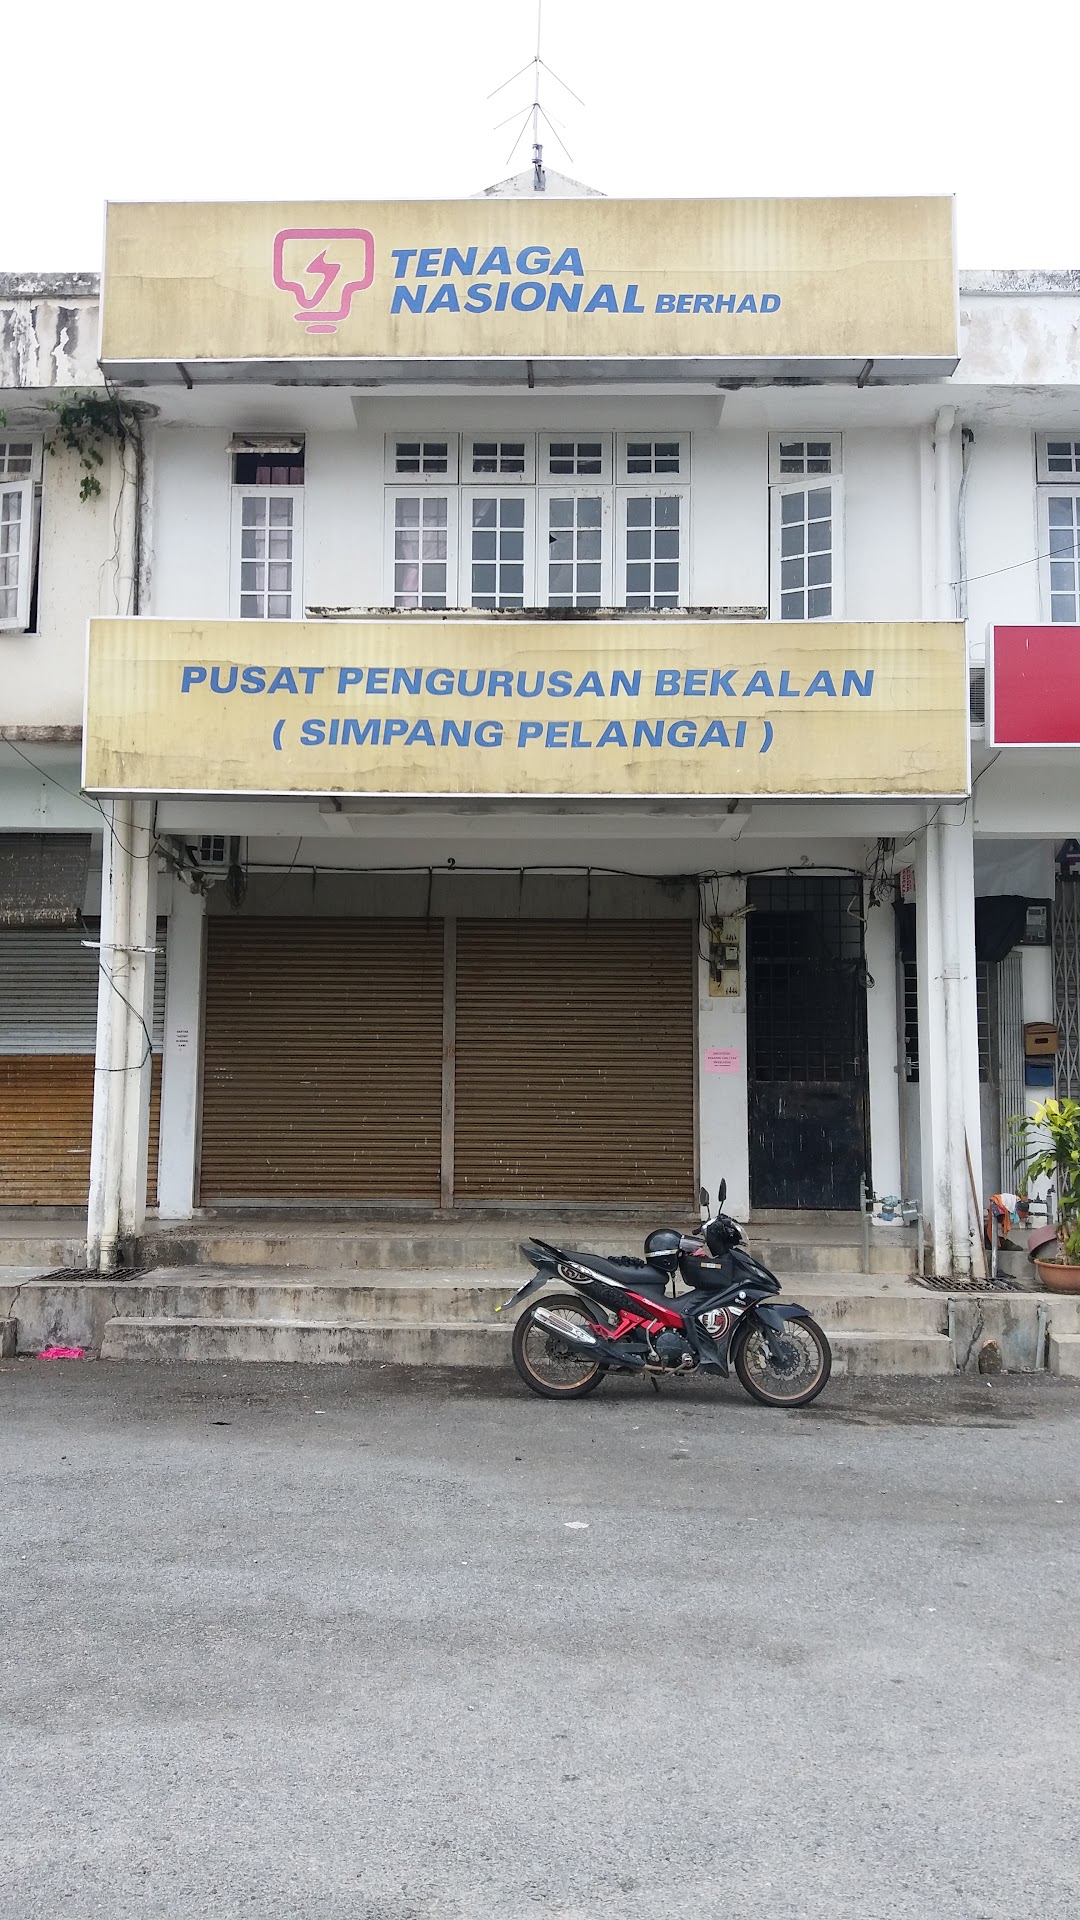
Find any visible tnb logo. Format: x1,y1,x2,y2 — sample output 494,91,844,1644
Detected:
272,228,375,335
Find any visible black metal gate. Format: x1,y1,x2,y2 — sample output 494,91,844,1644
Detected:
747,875,869,1209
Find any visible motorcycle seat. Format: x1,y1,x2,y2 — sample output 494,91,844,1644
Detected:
560,1250,673,1292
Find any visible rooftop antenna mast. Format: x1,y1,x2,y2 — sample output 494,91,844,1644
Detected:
489,1,584,191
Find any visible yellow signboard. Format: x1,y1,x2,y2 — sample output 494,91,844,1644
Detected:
84,618,969,801
100,198,957,367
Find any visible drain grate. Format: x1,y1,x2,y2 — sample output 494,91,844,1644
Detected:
917,1274,1025,1293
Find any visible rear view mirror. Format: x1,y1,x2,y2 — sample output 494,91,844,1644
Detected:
717,1178,727,1207
699,1186,710,1209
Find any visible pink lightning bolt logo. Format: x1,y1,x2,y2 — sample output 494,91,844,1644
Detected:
272,227,375,334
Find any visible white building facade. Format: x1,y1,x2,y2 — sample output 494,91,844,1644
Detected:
2,197,1078,1279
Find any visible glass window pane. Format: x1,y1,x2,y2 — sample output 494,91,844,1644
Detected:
807,587,832,618
549,498,573,528
240,562,262,590
577,565,601,594
268,563,291,591
549,530,573,561
654,563,679,592
240,595,261,618
1048,527,1075,556
807,520,830,553
781,558,804,591
625,563,651,592
396,530,420,560
626,530,652,559
501,499,525,528
780,524,804,558
781,491,805,524
472,564,496,593
807,488,831,519
806,553,831,587
473,499,497,527
421,530,447,560
267,594,291,617
269,498,293,526
422,497,447,526
577,529,601,560
578,497,602,527
780,592,802,620
396,498,419,525
241,497,263,526
654,529,679,558
1047,497,1074,525
268,531,292,558
549,564,574,593
626,499,650,526
1049,561,1076,591
472,531,497,560
655,497,679,526
1051,594,1077,621
501,531,524,561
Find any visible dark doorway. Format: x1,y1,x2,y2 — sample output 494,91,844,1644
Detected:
747,876,869,1209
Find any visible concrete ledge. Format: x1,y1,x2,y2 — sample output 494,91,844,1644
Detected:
99,1317,514,1366
0,1319,16,1359
829,1331,954,1377
1048,1333,1080,1378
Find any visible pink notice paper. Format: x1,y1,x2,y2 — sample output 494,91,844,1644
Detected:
703,1048,741,1075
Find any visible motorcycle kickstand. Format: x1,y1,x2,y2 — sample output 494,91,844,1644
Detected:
649,1374,662,1394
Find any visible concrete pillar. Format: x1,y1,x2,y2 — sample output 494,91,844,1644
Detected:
86,799,157,1270
157,878,207,1219
864,889,903,1201
697,875,749,1220
916,805,982,1276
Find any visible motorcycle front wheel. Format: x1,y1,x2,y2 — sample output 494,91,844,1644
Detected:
734,1315,831,1408
512,1293,608,1399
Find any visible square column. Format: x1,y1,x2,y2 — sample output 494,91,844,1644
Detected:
916,805,983,1277
157,878,207,1218
86,800,157,1270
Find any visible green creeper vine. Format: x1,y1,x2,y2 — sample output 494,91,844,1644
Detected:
46,391,137,502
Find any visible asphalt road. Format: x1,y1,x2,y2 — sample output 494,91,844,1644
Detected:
2,1360,1079,1920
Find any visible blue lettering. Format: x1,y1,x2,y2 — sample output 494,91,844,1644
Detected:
406,719,435,746
443,247,477,277
241,666,266,693
843,668,874,698
683,669,706,698
656,294,676,312
476,721,503,748
342,717,379,746
611,670,641,698
710,669,737,697
494,282,510,312
676,294,693,314
744,670,774,697
735,720,747,748
570,721,594,748
425,668,455,695
655,669,681,696
715,293,736,313
428,284,460,313
545,722,569,748
517,247,549,274
518,721,543,746
778,670,800,697
457,670,487,697
699,720,731,748
548,671,572,698
417,248,440,276
328,717,340,745
693,294,714,313
300,718,325,745
487,669,514,696
622,283,644,313
737,294,758,313
299,667,323,694
210,665,237,694
180,666,206,693
267,667,299,695
441,720,471,747
596,721,628,749
367,668,388,694
547,283,582,313
478,247,512,276
668,720,697,746
383,718,409,744
516,671,545,698
761,293,782,313
574,671,605,698
634,719,664,747
550,247,584,276
391,285,425,314
806,670,837,698
464,283,493,313
511,282,546,311
390,249,417,279
584,283,619,313
392,667,421,696
338,667,363,693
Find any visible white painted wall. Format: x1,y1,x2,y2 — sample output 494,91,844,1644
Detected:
865,894,903,1199
697,874,750,1219
844,429,922,620
963,428,1040,655
157,878,206,1218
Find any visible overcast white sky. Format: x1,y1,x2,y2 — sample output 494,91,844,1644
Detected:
3,0,1076,270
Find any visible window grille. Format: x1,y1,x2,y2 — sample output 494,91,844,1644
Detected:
623,496,683,609
777,440,834,475
1054,879,1080,1098
237,495,298,619
1038,437,1080,481
469,440,529,477
393,495,451,608
624,439,682,476
775,484,836,620
468,495,527,607
394,440,450,476
0,442,34,479
546,439,605,477
545,495,604,607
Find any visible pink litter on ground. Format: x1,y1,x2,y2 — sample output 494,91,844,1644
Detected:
37,1346,85,1360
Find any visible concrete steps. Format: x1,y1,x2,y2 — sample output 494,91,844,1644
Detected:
99,1316,511,1366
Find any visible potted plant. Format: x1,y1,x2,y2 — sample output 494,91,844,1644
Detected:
1014,1098,1080,1292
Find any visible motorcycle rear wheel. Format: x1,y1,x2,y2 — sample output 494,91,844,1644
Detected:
734,1315,831,1408
512,1293,608,1399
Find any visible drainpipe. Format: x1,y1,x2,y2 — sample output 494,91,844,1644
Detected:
934,406,957,621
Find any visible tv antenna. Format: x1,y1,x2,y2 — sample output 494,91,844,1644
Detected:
489,1,584,190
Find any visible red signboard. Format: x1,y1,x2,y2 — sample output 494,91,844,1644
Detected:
990,626,1080,746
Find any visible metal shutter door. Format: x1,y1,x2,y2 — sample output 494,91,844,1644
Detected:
0,926,165,1205
454,920,695,1204
199,918,444,1201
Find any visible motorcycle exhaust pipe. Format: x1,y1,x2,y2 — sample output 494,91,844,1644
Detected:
531,1305,646,1370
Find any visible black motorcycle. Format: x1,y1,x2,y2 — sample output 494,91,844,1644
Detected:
501,1180,831,1408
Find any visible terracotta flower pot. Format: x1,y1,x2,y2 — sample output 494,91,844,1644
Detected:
1035,1258,1080,1293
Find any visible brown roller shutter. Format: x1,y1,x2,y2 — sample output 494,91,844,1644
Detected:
199,918,444,1201
454,920,695,1204
0,1057,161,1206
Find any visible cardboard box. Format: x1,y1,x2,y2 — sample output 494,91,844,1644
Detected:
1024,1022,1058,1058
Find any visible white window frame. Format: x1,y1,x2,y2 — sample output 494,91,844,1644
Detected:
384,435,459,483
384,487,459,609
769,476,845,621
0,479,35,633
539,433,613,484
538,486,613,608
460,487,536,609
464,435,536,484
1038,486,1080,624
615,485,690,609
230,486,305,620
769,433,841,482
1037,435,1080,484
616,433,689,484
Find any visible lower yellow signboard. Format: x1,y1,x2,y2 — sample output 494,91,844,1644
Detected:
83,618,969,800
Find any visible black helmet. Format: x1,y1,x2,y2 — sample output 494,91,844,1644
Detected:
644,1228,681,1277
